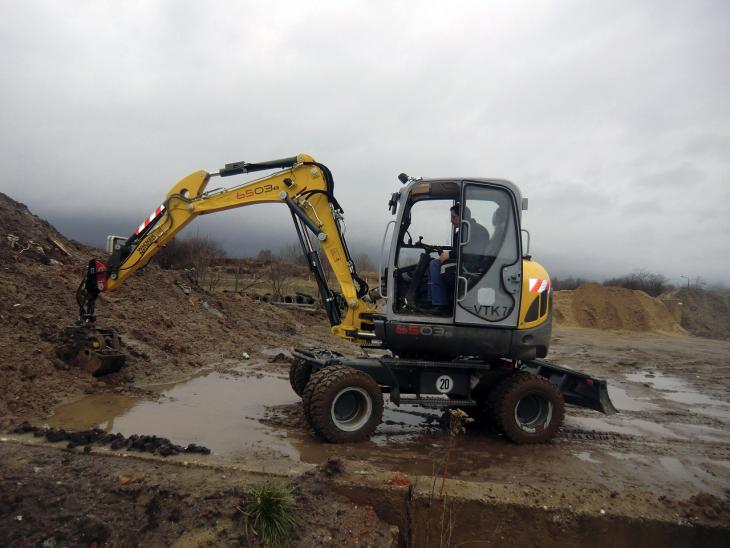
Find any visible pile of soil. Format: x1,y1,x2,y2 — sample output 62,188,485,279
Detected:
661,288,730,340
0,192,342,429
552,283,685,334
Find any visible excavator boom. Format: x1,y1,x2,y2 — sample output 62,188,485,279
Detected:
76,153,374,343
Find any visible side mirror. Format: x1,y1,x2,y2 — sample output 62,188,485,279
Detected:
388,192,399,215
106,235,128,254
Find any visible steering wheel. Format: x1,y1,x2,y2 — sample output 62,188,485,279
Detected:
414,236,442,255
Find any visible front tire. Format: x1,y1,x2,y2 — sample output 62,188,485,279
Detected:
302,365,383,443
488,372,565,444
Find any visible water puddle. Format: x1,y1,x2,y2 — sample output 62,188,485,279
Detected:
46,368,560,479
607,385,658,412
626,371,730,409
49,371,301,458
574,451,601,464
48,369,446,461
44,366,730,493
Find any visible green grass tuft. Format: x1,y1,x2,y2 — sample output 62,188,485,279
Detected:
242,480,299,547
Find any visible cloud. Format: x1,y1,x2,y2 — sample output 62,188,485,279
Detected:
0,0,728,284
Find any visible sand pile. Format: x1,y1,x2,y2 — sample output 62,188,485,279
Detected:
553,283,685,334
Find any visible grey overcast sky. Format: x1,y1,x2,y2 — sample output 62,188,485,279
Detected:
1,0,728,284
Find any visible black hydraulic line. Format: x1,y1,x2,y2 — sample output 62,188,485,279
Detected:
289,211,341,326
284,196,324,237
291,209,310,254
219,156,299,177
302,162,343,213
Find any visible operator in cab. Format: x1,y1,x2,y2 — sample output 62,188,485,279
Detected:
427,203,490,312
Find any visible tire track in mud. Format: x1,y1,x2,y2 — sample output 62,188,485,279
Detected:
557,426,730,459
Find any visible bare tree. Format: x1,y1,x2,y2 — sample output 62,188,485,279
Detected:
256,249,274,264
268,259,291,300
155,234,226,289
277,241,307,267
551,276,594,291
231,259,263,295
603,270,673,297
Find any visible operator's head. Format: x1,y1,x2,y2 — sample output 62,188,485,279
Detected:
450,204,460,227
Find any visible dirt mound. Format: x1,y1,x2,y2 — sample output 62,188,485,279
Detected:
661,288,730,340
0,192,341,429
0,192,91,264
553,283,685,334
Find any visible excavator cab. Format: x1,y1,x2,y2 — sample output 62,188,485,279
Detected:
374,177,550,362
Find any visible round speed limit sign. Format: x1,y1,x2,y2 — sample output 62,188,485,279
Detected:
436,375,454,394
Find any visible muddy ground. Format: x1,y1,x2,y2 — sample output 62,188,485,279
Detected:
3,324,730,546
2,192,730,546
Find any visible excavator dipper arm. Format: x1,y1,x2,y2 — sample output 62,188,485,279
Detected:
80,153,374,342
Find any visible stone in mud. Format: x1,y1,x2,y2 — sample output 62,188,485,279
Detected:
46,429,68,443
185,443,211,455
109,438,126,451
12,421,34,434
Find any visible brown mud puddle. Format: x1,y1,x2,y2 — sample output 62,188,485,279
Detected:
46,367,443,461
43,364,730,499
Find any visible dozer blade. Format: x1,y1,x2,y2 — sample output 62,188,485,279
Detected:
522,359,618,415
57,326,127,377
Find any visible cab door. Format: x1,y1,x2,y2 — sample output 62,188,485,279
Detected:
454,182,522,327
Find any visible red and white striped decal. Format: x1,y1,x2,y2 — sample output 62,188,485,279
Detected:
135,204,166,235
528,278,550,293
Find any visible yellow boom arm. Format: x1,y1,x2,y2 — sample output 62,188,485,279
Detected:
96,153,374,341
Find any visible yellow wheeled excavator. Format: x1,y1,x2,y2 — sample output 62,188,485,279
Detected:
66,153,616,444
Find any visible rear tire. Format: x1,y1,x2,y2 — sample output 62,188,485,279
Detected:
303,365,383,443
288,358,311,397
488,372,565,444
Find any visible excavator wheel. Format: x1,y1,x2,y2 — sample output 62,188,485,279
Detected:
487,371,565,444
467,370,515,431
288,358,312,397
302,365,383,443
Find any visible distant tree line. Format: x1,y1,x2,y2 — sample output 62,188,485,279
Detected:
550,276,595,291
153,235,730,300
602,270,672,297
153,234,378,298
552,270,672,297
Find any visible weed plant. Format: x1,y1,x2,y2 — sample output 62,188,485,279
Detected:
239,480,298,548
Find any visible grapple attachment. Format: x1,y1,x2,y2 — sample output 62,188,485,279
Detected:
57,326,126,377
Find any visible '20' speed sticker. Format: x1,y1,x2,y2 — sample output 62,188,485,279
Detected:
436,375,454,394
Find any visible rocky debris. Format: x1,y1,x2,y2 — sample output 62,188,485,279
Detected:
321,455,344,476
268,352,293,364
201,301,224,319
12,422,211,457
